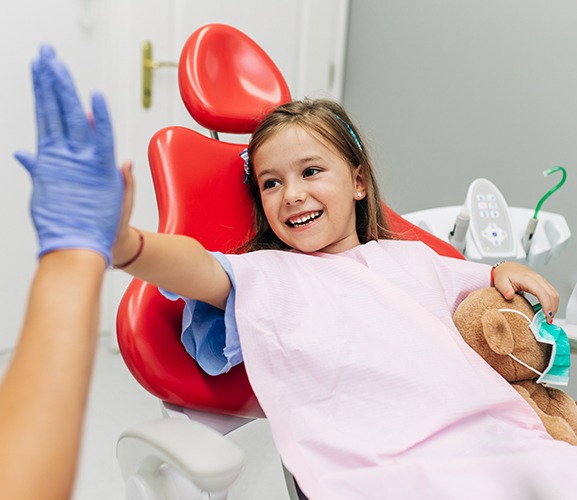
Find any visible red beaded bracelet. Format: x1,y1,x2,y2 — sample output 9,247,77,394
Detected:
490,261,505,286
113,228,144,269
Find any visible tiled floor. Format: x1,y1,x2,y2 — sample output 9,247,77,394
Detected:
0,334,290,500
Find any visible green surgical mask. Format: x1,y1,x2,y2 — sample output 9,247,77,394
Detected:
497,308,571,386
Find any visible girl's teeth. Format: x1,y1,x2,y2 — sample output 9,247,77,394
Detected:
289,211,321,226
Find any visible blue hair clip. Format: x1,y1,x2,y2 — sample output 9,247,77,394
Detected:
240,148,250,184
335,115,362,152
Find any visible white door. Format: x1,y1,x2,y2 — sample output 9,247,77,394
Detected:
0,0,348,351
0,0,121,350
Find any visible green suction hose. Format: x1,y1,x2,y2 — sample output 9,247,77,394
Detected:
523,166,567,254
533,166,567,219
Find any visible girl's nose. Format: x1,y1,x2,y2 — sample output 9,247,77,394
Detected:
283,182,306,205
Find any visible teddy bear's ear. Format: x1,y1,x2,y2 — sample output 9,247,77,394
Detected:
481,309,515,355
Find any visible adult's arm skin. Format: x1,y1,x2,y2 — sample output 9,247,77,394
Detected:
0,249,106,500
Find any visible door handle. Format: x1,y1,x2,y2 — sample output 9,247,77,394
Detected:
142,41,178,109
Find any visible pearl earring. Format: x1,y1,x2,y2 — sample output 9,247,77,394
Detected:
356,192,363,198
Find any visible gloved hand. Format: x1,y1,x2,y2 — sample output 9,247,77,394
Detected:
14,45,123,265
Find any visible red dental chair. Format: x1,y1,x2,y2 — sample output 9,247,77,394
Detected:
116,23,464,500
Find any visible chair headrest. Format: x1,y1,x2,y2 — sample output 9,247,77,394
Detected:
178,24,291,135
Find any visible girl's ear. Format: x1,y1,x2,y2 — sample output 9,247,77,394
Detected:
353,164,367,196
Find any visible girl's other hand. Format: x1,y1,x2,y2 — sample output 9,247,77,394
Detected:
492,261,560,323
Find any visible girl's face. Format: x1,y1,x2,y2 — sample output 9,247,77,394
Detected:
252,125,366,254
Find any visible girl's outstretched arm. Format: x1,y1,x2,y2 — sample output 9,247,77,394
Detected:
112,163,232,309
492,261,560,322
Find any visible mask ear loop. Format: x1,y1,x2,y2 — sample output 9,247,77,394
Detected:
497,308,532,322
507,354,544,377
496,308,544,377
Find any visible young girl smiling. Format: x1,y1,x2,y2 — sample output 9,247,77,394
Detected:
22,48,574,498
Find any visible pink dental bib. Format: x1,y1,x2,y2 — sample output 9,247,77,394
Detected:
226,240,577,499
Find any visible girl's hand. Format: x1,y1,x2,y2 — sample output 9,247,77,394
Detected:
111,160,138,266
492,261,560,323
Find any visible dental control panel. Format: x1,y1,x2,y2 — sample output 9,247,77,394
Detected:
403,172,575,335
402,177,570,267
465,179,516,259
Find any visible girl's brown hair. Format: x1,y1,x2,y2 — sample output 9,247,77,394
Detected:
242,98,391,252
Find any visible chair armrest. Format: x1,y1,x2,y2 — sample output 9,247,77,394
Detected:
117,418,245,494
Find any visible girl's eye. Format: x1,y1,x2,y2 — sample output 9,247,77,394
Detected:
303,167,321,178
262,179,280,190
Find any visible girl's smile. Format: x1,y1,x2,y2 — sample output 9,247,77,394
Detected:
286,210,323,228
253,125,366,254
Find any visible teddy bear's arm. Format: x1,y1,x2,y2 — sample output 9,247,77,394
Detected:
513,382,577,445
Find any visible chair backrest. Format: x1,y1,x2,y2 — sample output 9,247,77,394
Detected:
117,129,263,416
116,24,464,419
178,23,291,135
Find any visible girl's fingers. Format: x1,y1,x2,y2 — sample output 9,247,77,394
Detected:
493,262,560,322
120,160,135,229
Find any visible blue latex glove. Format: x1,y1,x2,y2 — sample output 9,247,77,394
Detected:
14,45,123,265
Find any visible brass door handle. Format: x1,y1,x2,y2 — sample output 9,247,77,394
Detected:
142,41,178,109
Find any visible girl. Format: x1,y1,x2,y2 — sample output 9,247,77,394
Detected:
112,99,577,500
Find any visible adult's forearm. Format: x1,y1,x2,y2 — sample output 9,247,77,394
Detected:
0,250,106,500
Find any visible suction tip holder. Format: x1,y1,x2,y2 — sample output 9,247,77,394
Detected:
448,207,470,253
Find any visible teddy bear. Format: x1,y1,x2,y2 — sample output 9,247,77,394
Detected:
453,287,577,445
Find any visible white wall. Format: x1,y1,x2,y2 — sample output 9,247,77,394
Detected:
344,0,577,313
1,0,114,350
